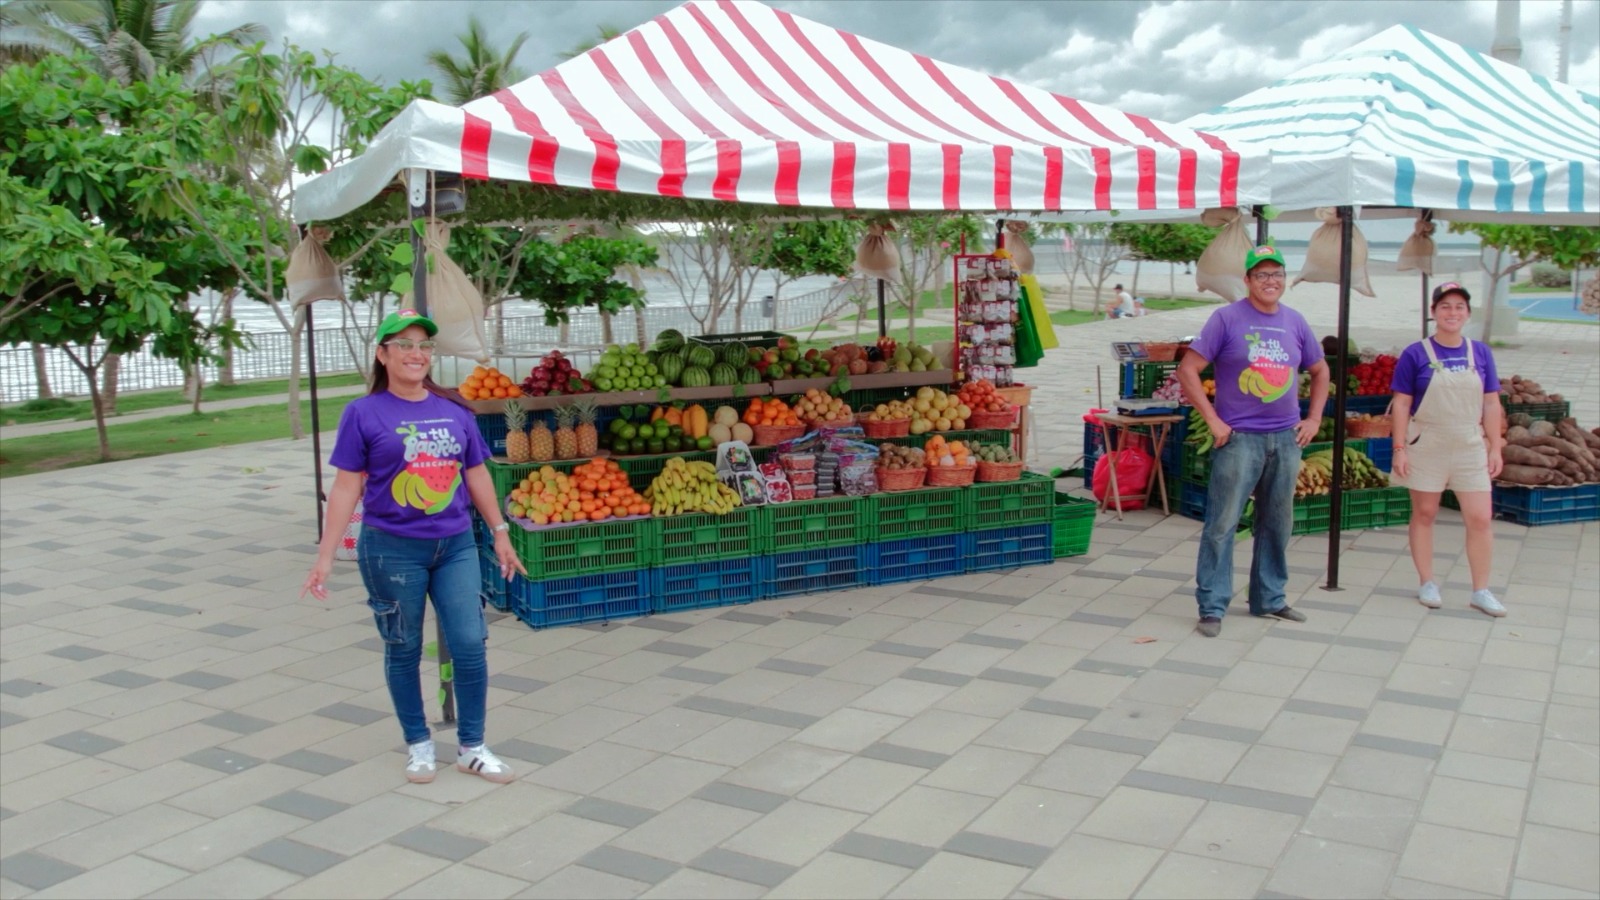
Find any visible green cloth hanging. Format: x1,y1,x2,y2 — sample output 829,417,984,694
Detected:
1015,280,1045,368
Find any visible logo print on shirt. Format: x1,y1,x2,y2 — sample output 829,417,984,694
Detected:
390,423,463,514
1239,332,1293,403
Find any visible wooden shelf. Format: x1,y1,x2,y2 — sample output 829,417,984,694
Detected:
471,370,955,415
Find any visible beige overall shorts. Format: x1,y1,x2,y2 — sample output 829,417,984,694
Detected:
1397,338,1492,493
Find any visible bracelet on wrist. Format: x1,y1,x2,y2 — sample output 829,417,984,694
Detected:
491,522,510,534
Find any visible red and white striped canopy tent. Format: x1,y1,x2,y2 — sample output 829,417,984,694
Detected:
293,0,1266,223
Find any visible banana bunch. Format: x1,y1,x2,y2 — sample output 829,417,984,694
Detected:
1299,447,1390,497
1297,452,1335,497
1184,407,1215,455
644,457,741,517
390,470,451,512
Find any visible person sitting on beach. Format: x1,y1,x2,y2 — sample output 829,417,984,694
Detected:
1107,285,1134,319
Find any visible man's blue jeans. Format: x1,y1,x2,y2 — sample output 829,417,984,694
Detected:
1195,428,1300,619
358,526,488,748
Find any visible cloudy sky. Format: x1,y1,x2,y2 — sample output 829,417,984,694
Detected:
195,0,1599,123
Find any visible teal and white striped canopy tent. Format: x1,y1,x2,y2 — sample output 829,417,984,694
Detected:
1187,23,1599,225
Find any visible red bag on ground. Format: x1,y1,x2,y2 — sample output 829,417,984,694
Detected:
1092,443,1154,510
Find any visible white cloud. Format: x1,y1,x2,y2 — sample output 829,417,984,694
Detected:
1129,0,1198,51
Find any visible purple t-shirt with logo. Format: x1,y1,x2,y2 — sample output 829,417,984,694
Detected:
329,391,489,540
1188,299,1323,433
1390,337,1498,415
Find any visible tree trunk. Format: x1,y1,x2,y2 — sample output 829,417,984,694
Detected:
190,364,204,414
1170,262,1176,300
63,344,110,461
601,311,614,345
1132,259,1142,297
218,290,236,386
286,307,306,440
31,344,52,400
100,351,121,416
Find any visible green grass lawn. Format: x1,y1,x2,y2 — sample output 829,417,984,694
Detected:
1509,282,1575,294
1,372,367,426
0,396,357,478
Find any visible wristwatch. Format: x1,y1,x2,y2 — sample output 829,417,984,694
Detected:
491,522,510,534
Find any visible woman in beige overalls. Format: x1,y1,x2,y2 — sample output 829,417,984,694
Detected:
1391,283,1505,616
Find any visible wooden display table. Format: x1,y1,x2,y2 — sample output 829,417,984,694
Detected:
1094,412,1184,519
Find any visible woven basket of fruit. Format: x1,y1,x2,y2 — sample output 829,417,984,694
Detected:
876,466,927,491
995,384,1032,407
858,415,910,438
1143,341,1181,362
976,460,1024,482
753,423,806,445
1345,415,1391,439
807,417,856,431
927,465,976,486
968,407,1018,429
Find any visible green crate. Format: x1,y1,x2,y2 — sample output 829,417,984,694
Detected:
1500,397,1569,422
487,459,581,498
689,330,787,350
1302,438,1368,460
763,495,868,552
507,517,657,580
965,471,1055,530
1052,492,1096,558
1341,486,1411,530
1121,361,1210,399
1241,493,1331,535
655,506,768,563
1182,438,1370,488
869,486,965,540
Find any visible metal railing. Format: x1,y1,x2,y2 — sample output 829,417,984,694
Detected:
0,280,871,404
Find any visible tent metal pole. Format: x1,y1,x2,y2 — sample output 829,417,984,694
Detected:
1324,205,1355,592
307,303,325,542
1253,206,1268,245
877,279,887,338
1421,273,1431,340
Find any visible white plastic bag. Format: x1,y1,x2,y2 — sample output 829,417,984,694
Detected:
1294,208,1374,297
402,219,491,361
1194,208,1253,302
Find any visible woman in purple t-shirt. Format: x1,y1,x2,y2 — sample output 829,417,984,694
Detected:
1390,283,1505,617
303,310,528,785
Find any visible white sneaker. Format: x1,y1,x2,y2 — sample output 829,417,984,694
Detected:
1471,589,1507,618
405,739,437,783
457,744,516,783
1418,581,1442,609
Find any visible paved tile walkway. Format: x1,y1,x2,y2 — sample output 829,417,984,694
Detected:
1,281,1597,899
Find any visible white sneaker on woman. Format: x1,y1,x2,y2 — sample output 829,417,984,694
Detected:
457,744,516,783
1471,589,1506,618
405,739,437,783
1418,581,1442,609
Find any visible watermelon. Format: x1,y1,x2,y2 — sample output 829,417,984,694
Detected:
681,365,711,388
657,352,686,385
654,328,685,352
686,343,717,369
710,363,738,386
739,366,761,384
722,341,748,367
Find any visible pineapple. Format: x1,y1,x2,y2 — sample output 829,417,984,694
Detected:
529,414,555,462
553,404,578,460
574,397,599,458
503,400,530,462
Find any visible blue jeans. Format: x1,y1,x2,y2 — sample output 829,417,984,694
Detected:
1195,429,1299,619
358,526,489,748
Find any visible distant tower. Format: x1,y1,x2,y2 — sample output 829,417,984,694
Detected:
1558,0,1573,81
1491,0,1522,64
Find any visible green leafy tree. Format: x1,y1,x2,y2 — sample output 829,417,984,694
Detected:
425,14,529,104
890,215,983,343
0,55,251,459
0,0,98,64
63,0,265,86
1108,222,1216,299
737,219,863,333
1449,223,1600,339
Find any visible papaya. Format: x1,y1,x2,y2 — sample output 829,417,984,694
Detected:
685,404,709,439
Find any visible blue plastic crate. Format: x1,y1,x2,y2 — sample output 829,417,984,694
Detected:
651,557,765,614
1365,437,1393,473
509,569,652,629
477,544,510,612
865,534,964,586
1082,419,1106,478
759,546,868,597
1303,394,1394,418
1179,480,1209,521
1161,415,1189,475
476,413,509,456
959,524,1054,573
1492,483,1600,526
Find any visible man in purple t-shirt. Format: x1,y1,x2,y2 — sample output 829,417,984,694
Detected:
1176,245,1330,637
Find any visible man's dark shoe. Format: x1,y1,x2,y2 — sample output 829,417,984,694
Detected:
1197,617,1222,638
1262,606,1307,623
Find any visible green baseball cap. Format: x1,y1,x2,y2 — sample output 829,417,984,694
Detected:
1244,244,1287,273
374,309,438,344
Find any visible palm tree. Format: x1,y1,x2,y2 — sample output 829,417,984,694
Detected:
65,0,264,86
425,15,529,105
0,0,97,65
556,23,624,62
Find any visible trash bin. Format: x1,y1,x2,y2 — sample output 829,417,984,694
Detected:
761,295,775,317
